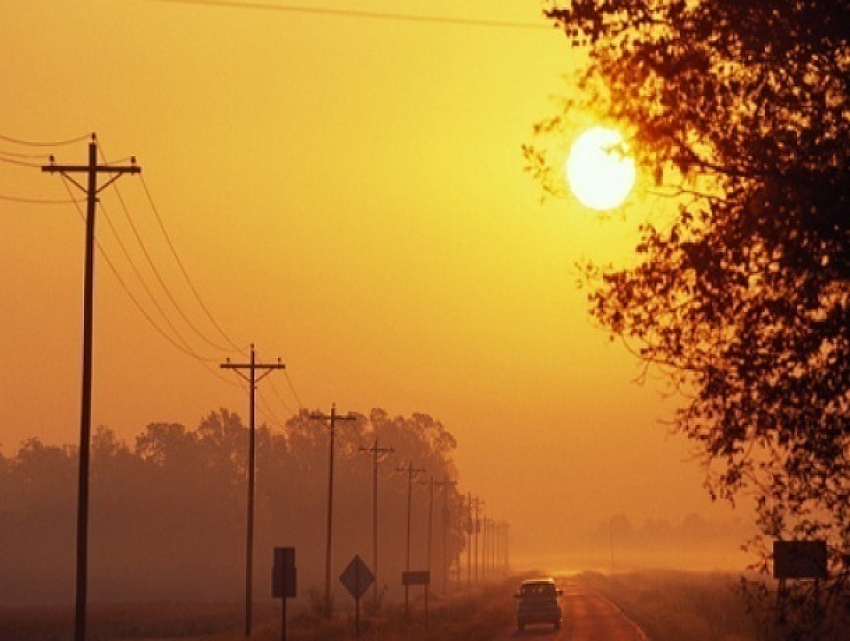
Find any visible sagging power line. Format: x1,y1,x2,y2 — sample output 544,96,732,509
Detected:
149,0,551,31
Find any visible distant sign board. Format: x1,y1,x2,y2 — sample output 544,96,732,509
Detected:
340,555,374,600
402,570,431,586
272,547,297,598
774,540,828,580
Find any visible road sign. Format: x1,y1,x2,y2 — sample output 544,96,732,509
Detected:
340,555,375,600
402,570,431,586
774,540,828,579
272,547,297,598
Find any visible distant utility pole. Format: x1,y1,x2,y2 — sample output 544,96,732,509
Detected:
433,478,456,592
311,405,357,617
472,497,484,583
500,521,511,574
42,134,140,641
221,345,285,637
359,437,394,610
482,517,490,580
401,461,426,615
466,493,473,587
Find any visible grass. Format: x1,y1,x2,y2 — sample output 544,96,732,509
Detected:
578,570,763,641
0,579,518,641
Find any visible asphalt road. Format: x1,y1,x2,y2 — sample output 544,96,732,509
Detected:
493,577,648,641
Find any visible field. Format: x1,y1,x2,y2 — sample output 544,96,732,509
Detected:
579,570,761,641
5,570,846,640
0,579,518,641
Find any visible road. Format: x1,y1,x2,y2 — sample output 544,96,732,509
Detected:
493,577,648,641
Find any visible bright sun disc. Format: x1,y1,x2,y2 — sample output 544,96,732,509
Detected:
566,126,636,210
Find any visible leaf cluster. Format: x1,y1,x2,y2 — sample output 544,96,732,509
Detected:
535,1,849,631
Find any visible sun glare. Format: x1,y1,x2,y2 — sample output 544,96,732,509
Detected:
566,127,636,211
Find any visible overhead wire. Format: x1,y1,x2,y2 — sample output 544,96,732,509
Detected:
59,178,240,387
284,370,305,409
139,172,307,414
267,378,296,416
147,0,551,30
139,174,246,355
0,193,82,205
96,196,220,363
98,145,238,355
0,132,92,147
0,148,53,159
0,154,50,168
12,134,305,413
257,389,287,431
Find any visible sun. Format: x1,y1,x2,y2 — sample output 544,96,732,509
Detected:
566,126,636,210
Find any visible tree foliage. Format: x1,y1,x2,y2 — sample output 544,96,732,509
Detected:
0,408,467,605
531,0,848,632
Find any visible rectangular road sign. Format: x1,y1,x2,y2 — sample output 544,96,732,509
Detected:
402,570,431,586
774,540,828,579
272,547,297,598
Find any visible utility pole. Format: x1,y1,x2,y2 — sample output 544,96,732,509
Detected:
472,497,484,583
359,437,393,610
221,345,285,637
400,461,426,615
466,493,473,587
482,517,489,581
432,478,456,592
42,134,139,641
310,405,356,617
423,477,435,579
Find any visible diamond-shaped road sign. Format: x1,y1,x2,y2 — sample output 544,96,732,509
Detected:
339,555,375,600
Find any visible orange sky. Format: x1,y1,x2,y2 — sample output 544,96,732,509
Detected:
1,1,747,570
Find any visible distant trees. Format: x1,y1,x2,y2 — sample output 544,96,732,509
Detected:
529,0,848,634
0,408,466,605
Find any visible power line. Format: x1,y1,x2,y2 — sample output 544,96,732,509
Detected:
0,148,53,159
0,132,92,147
284,370,305,409
95,198,221,363
98,146,238,355
267,378,297,416
61,179,227,369
0,154,51,168
147,0,551,30
0,192,82,205
139,174,246,355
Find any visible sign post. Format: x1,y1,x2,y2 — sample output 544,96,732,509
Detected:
272,548,297,641
402,570,431,628
773,540,828,626
340,555,375,639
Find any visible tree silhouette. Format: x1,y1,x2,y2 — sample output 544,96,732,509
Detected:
0,408,468,607
530,1,848,633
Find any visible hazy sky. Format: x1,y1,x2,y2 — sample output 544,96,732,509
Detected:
2,0,745,569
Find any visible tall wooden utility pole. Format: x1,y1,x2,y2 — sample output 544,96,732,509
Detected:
360,437,393,610
221,345,285,637
42,134,140,641
401,461,426,616
310,405,356,617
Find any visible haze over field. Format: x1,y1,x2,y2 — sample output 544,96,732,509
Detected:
1,0,750,598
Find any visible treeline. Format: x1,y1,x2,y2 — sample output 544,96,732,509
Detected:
0,408,465,605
